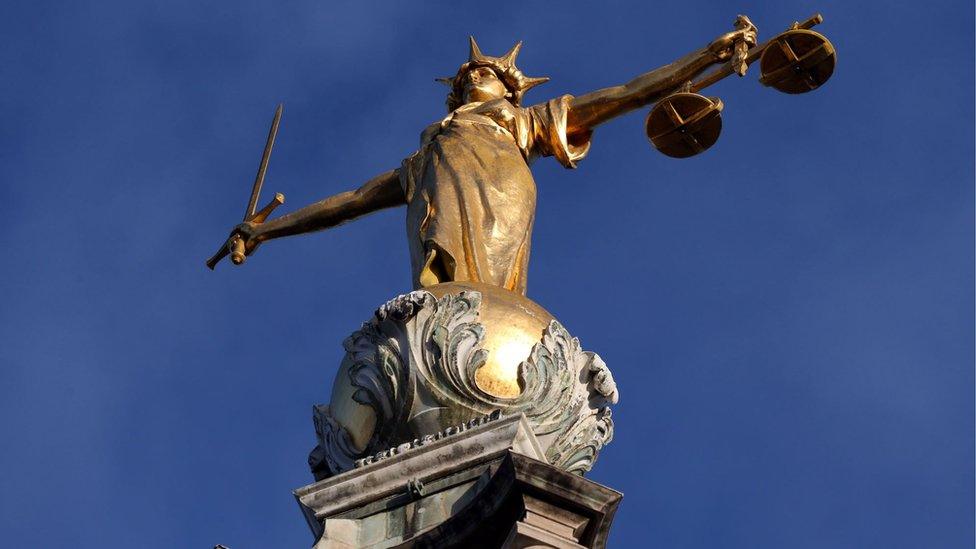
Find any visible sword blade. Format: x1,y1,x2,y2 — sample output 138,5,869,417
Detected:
244,103,283,220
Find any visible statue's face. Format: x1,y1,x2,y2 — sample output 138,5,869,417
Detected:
461,67,508,104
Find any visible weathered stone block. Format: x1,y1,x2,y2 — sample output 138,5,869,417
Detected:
295,414,621,548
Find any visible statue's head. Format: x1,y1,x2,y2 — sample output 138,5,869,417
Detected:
438,37,549,112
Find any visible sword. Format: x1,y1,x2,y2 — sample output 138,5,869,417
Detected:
206,104,285,270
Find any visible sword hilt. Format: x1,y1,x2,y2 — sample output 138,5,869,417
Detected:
206,193,285,269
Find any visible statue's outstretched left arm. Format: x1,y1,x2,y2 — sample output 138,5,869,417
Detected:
566,21,757,137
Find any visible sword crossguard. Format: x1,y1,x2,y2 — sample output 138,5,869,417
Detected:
250,192,285,224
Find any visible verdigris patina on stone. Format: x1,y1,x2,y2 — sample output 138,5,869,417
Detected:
310,283,618,480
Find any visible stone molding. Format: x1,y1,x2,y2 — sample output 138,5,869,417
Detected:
297,414,545,529
295,414,622,548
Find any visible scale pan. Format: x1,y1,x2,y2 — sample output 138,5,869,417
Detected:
759,29,836,94
645,92,723,159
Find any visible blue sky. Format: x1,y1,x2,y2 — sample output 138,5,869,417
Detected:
1,1,972,547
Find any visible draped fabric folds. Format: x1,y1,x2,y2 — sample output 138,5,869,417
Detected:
399,95,591,295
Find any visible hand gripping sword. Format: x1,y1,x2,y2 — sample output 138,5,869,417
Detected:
206,104,285,270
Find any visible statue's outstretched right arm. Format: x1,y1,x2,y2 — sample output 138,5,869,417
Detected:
230,168,404,256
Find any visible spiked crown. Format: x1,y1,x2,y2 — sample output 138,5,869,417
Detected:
438,37,550,112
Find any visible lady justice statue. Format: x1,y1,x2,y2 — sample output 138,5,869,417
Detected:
224,26,757,295
208,16,833,484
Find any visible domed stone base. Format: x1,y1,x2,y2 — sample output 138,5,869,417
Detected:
310,282,618,480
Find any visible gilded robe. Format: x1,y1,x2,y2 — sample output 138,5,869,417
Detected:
399,95,591,295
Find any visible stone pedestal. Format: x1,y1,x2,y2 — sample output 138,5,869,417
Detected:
295,414,621,548
297,285,623,547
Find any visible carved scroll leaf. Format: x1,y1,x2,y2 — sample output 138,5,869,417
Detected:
513,320,587,436
509,320,617,472
311,404,359,477
415,291,498,409
548,407,614,475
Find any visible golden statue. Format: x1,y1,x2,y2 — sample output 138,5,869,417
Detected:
204,15,835,486
216,23,767,295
